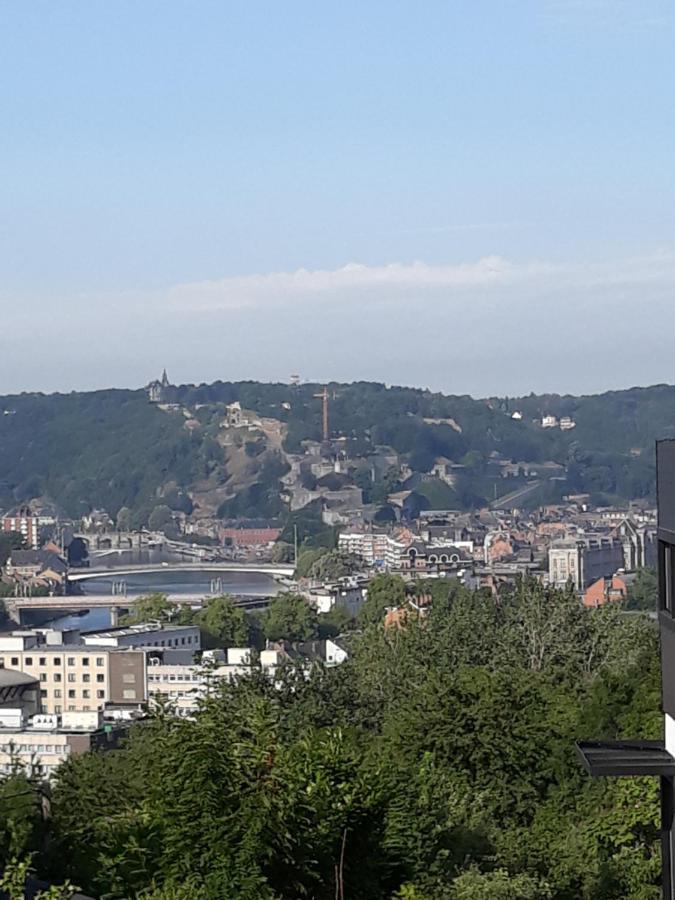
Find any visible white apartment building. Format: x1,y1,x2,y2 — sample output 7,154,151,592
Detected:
147,648,254,716
338,531,406,568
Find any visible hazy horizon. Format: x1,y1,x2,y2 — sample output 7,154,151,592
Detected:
2,1,674,395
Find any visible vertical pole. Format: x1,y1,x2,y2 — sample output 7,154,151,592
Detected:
662,776,675,899
323,387,329,442
294,525,299,570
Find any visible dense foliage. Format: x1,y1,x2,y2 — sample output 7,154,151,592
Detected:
0,380,672,520
0,578,663,898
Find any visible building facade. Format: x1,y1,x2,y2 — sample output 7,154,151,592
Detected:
549,538,624,590
0,635,146,714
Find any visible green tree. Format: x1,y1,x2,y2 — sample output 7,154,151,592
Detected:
115,506,133,531
121,593,177,625
271,541,294,564
194,595,249,649
295,547,327,578
358,574,407,625
0,531,25,566
308,550,361,581
318,606,356,638
625,567,658,612
263,593,318,641
148,505,177,536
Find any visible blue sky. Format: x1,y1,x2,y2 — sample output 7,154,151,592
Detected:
2,0,675,395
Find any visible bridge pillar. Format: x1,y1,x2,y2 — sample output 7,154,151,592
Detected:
110,606,120,627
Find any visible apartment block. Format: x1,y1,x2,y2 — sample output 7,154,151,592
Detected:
0,634,146,714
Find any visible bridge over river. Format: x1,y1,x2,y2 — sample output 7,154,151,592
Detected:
4,562,295,625
66,561,295,583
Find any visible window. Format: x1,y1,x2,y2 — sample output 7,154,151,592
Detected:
82,658,89,666
39,657,46,666
661,541,674,614
97,690,105,699
123,689,137,700
40,690,47,698
96,674,104,683
25,657,33,666
53,657,61,665
82,674,90,683
67,705,75,712
96,657,104,666
82,690,90,699
68,690,76,699
54,673,61,683
83,705,90,711
67,657,75,665
67,674,76,683
11,658,18,667
54,705,62,713
39,673,47,682
123,674,136,684
54,689,61,698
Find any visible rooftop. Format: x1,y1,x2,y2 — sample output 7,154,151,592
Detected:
82,622,197,639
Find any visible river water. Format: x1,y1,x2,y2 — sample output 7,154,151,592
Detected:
42,548,282,631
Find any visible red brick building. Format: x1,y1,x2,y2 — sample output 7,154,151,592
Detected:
220,526,281,548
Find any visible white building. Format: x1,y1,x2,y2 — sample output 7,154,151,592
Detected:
81,623,201,653
338,531,407,568
542,415,558,429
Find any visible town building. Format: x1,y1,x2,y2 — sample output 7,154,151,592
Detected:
80,622,201,654
4,549,67,592
146,650,250,717
582,574,629,608
0,633,146,715
220,523,281,548
548,537,624,591
2,506,42,549
338,530,407,568
613,517,657,571
0,706,128,779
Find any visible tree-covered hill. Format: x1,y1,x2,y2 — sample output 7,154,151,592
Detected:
1,379,673,519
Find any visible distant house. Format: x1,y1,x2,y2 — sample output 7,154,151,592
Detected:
541,415,558,429
2,506,41,549
5,550,67,588
220,523,281,547
583,575,628,608
560,416,576,431
146,369,170,403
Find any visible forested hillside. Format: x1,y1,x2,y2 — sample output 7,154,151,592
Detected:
0,379,671,520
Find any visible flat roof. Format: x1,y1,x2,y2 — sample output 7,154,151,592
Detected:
82,623,197,639
577,740,675,777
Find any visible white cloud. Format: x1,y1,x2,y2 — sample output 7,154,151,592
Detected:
166,256,557,312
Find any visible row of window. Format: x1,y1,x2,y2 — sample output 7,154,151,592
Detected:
37,673,105,683
0,744,69,754
147,673,202,683
41,705,99,713
39,689,105,700
153,689,197,699
0,655,105,668
130,635,196,648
